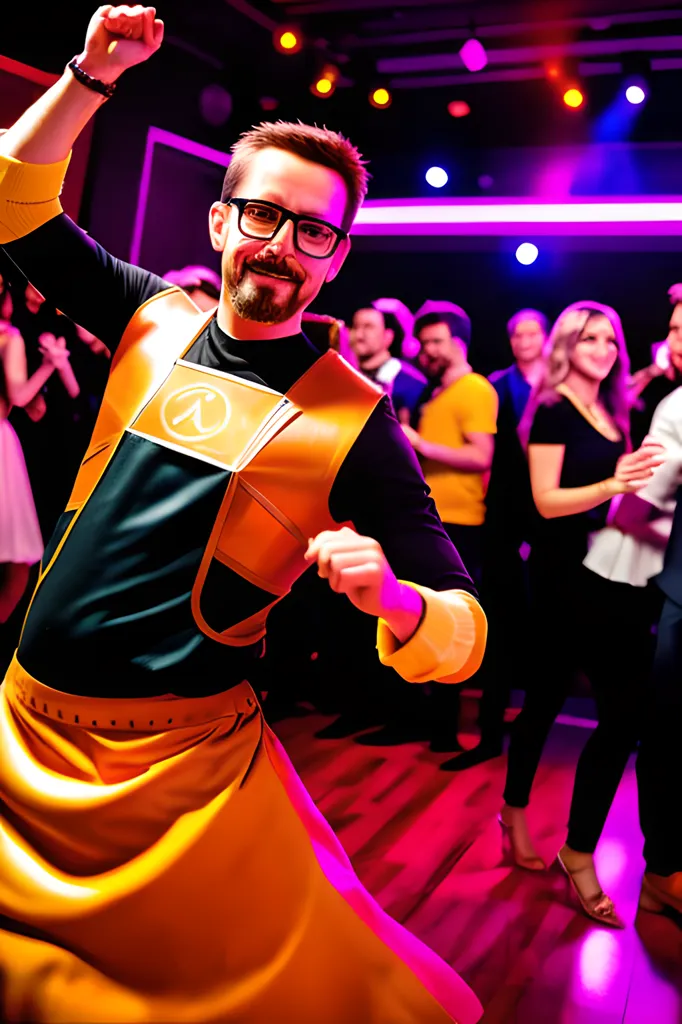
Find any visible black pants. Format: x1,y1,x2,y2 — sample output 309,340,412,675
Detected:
476,530,532,745
637,594,682,876
503,558,660,854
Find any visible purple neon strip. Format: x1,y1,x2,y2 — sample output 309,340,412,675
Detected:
352,199,682,236
129,130,682,250
130,127,230,265
378,34,682,75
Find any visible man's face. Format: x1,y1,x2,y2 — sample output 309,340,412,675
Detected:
510,318,546,364
209,147,349,325
349,308,391,360
418,322,459,378
668,303,682,374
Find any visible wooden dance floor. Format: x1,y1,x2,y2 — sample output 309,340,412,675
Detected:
273,703,682,1024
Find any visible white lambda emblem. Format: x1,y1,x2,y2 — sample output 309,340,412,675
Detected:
160,385,231,442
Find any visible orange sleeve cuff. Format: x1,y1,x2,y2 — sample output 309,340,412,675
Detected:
377,583,487,684
0,151,71,243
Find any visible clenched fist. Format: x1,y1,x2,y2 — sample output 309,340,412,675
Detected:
305,526,424,643
76,4,164,84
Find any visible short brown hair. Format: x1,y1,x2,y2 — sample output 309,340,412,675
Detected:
414,309,471,348
221,121,369,232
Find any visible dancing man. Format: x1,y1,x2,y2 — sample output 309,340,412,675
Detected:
0,6,486,1022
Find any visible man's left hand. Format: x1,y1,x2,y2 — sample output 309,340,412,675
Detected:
305,527,423,643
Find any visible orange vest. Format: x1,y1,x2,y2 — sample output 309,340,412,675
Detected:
38,288,382,647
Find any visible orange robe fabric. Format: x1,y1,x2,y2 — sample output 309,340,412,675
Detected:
0,656,483,1023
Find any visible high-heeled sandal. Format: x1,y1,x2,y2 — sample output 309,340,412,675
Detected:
639,873,682,917
498,814,546,872
556,851,625,928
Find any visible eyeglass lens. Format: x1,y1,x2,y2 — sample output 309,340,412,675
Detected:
239,201,337,257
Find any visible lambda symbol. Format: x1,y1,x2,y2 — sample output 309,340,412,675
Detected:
160,385,231,442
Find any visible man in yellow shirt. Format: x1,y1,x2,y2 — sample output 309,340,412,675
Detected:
402,305,497,754
402,306,498,586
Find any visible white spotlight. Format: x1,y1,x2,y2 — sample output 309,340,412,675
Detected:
516,243,539,265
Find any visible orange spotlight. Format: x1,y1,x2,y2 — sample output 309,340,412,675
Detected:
274,27,302,54
369,87,392,109
311,75,335,98
563,86,585,108
447,99,471,118
546,64,561,80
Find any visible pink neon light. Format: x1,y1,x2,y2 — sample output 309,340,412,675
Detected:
131,131,682,250
130,127,230,265
352,198,682,236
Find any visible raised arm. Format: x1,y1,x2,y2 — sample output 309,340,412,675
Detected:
0,6,163,166
0,7,168,350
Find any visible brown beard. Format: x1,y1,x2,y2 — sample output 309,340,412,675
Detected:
225,253,305,325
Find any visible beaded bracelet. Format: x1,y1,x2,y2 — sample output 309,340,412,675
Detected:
67,57,117,99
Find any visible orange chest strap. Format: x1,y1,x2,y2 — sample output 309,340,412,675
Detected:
58,289,383,645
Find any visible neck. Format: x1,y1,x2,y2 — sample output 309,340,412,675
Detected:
562,370,600,408
216,293,302,340
441,359,471,388
359,351,391,372
516,356,544,383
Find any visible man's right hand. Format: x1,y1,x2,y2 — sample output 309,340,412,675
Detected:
77,4,164,84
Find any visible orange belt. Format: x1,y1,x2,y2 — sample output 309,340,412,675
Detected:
3,654,258,733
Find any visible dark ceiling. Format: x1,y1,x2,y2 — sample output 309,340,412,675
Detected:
3,1,682,198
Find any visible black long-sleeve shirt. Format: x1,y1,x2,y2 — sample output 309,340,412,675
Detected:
4,215,475,697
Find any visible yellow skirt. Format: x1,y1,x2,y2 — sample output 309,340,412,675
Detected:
0,656,482,1024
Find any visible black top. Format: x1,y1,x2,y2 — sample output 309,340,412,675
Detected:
3,214,475,698
486,364,535,544
528,396,626,563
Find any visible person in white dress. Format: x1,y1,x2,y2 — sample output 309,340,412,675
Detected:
0,319,72,621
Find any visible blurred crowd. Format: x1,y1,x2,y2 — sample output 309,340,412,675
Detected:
2,259,682,924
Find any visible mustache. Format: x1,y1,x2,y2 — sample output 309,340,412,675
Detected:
242,253,305,283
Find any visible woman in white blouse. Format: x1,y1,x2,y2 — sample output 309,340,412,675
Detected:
585,386,682,917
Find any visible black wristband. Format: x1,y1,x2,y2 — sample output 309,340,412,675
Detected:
67,57,117,99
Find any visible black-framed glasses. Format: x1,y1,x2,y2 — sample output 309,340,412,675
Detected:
225,198,347,259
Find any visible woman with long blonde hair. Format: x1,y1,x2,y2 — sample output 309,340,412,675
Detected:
499,301,664,927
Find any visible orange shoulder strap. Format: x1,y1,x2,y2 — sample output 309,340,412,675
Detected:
67,287,212,510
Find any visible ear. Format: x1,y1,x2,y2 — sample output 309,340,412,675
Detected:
325,235,351,284
209,201,230,252
385,328,395,346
